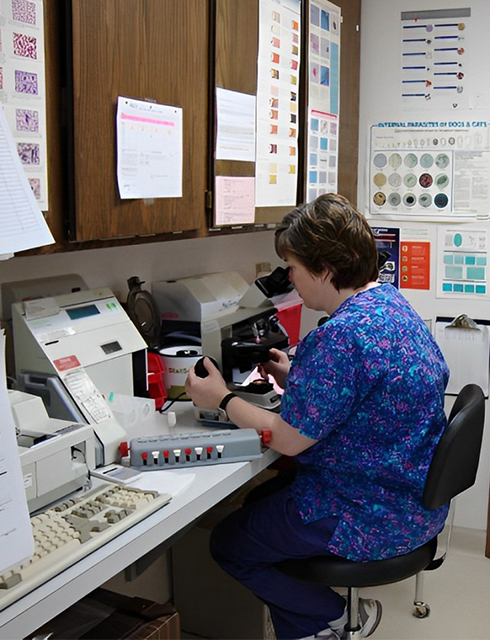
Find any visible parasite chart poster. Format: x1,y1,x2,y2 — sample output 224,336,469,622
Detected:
369,121,490,220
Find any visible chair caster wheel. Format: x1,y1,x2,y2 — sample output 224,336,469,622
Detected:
413,602,430,618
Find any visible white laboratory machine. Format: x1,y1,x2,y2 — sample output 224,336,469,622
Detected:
11,287,148,465
10,389,96,513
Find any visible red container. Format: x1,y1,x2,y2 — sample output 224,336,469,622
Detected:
276,303,302,346
147,352,167,410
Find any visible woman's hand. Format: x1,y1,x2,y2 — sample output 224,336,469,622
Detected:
185,357,230,409
258,348,291,390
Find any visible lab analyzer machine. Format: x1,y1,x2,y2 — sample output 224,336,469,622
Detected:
11,287,148,465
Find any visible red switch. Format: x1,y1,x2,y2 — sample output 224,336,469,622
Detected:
260,430,272,445
119,441,129,456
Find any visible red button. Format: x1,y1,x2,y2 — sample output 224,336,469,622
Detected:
260,430,272,445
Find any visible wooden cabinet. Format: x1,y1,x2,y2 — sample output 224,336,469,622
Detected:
211,0,361,227
66,0,209,242
29,0,360,253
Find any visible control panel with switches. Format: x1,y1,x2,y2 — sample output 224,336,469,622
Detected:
119,429,268,470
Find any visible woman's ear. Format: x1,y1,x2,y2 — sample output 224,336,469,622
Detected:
320,268,332,283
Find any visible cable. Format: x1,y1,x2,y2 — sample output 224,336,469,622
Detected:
158,391,188,413
71,446,92,491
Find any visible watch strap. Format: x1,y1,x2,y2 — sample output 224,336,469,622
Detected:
219,392,237,412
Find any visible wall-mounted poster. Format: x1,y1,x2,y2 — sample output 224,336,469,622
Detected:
255,0,301,207
401,7,471,112
437,226,489,299
369,121,490,220
0,0,48,209
306,0,341,201
372,226,400,288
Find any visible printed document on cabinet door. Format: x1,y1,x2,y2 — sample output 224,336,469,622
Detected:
116,96,183,199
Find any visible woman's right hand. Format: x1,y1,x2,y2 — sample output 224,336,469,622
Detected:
258,347,291,390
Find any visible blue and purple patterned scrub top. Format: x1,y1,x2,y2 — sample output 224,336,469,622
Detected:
281,283,450,561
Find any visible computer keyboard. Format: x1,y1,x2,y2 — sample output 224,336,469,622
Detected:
0,482,172,612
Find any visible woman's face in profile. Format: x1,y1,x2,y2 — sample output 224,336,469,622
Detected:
284,253,329,312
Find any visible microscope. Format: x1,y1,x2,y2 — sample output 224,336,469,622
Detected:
154,267,295,422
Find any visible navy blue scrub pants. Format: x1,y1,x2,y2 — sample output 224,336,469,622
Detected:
209,479,346,639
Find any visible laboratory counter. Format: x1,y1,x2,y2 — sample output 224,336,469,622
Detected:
0,403,279,640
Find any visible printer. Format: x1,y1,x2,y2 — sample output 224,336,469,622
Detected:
153,268,298,419
10,286,148,466
10,389,96,513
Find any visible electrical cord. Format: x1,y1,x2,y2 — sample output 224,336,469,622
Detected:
71,446,92,491
158,391,188,413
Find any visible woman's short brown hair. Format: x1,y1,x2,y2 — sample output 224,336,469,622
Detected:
275,193,379,291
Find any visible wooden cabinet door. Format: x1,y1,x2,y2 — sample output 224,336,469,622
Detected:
69,0,209,241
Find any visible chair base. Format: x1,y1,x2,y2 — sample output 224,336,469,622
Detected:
413,601,431,618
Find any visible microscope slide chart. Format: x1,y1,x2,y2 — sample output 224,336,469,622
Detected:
369,123,490,220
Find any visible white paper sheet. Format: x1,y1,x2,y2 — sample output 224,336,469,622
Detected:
435,320,490,396
216,88,256,161
0,331,34,574
0,105,54,254
116,97,183,199
214,176,255,226
129,470,195,498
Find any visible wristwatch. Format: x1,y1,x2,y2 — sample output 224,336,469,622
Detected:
218,392,237,421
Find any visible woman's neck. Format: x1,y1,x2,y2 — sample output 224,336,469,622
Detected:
326,281,380,315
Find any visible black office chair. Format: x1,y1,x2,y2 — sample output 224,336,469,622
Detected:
276,383,485,640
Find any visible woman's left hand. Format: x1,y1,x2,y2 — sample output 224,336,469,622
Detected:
185,357,230,409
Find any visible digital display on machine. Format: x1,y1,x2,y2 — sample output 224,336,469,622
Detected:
66,304,101,320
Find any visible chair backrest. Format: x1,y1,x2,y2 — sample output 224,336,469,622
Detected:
423,384,485,510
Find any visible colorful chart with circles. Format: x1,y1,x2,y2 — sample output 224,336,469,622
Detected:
370,150,452,215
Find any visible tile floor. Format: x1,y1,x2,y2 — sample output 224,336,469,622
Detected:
365,526,490,640
182,526,490,640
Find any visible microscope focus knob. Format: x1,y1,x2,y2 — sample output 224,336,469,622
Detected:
195,356,219,378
